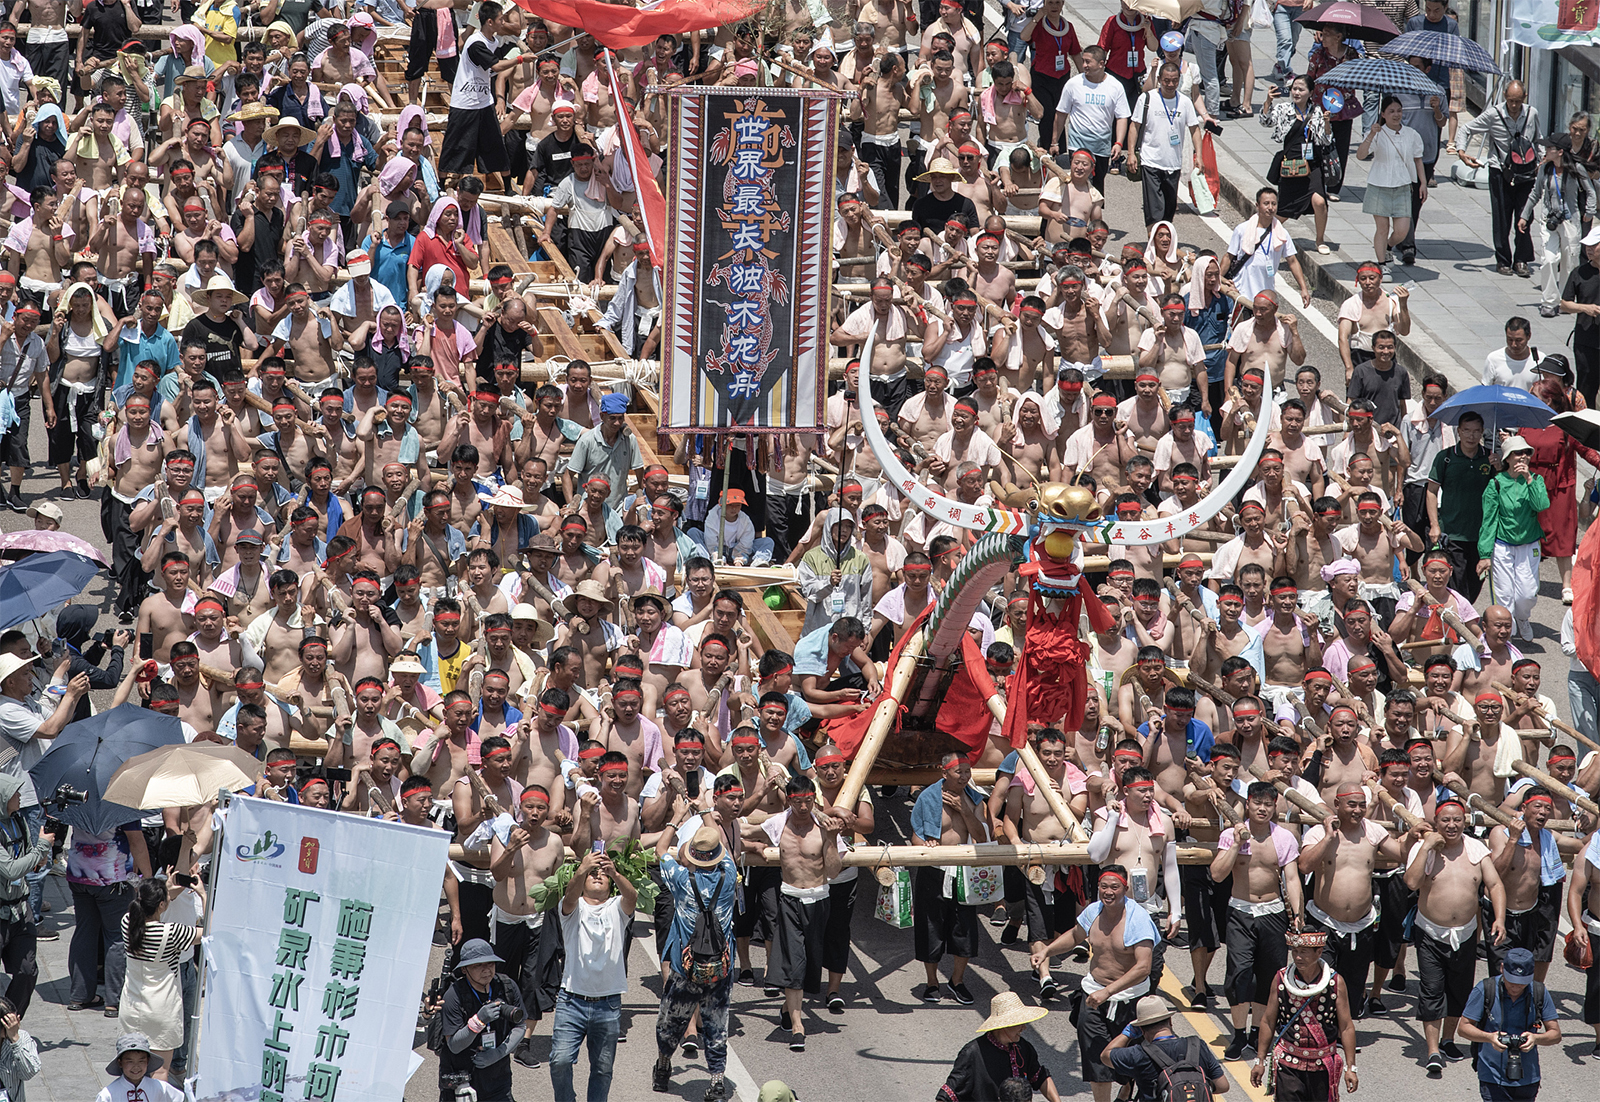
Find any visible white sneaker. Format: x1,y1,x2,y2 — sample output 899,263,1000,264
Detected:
1520,620,1535,642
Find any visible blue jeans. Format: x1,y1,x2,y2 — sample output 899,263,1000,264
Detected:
1271,5,1301,77
172,957,199,1074
549,990,620,1102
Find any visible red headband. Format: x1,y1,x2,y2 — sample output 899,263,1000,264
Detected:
732,734,760,747
1124,778,1155,791
483,746,512,760
1329,704,1358,719
815,752,845,766
1549,750,1576,762
1475,692,1503,705
577,746,606,760
1304,670,1333,684
520,789,549,804
614,688,642,701
1522,792,1554,808
1099,870,1128,886
598,761,629,775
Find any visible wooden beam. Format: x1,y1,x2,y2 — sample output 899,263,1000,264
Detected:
742,590,797,655
749,841,1219,867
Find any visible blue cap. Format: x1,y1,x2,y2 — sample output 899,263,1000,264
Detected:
1503,947,1535,981
600,392,630,415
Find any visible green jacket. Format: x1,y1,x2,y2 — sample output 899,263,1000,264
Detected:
1478,470,1550,557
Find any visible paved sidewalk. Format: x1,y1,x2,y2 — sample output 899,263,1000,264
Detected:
1060,0,1571,383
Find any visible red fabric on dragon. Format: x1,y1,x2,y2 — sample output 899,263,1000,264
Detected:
825,603,934,758
1001,562,1115,749
936,630,1000,760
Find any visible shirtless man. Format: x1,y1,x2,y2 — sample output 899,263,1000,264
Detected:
756,779,842,1046
1058,392,1134,492
186,378,251,499
1033,863,1158,1102
1486,785,1570,984
909,754,988,1000
89,186,154,310
597,678,662,800
1208,781,1303,1060
1404,797,1507,1076
1039,149,1102,244
1117,372,1170,453
270,288,341,386
1314,703,1379,804
1452,606,1521,700
439,389,514,483
488,785,566,1061
136,552,194,665
411,690,479,794
142,489,214,590
167,640,227,732
1441,690,1521,811
1087,765,1182,949
329,573,402,685
6,187,72,292
1258,576,1328,715
829,280,917,416
1137,295,1207,413
341,735,406,817
570,750,642,855
337,487,394,579
910,52,968,190
1223,290,1305,395
1298,783,1415,1009
1001,729,1090,993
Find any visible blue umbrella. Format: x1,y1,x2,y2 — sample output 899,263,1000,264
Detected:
29,704,186,836
0,550,102,631
1319,57,1448,98
1380,29,1500,75
1431,384,1556,438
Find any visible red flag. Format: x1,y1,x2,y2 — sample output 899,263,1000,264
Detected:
938,630,1002,761
825,604,933,758
1575,512,1600,678
1199,131,1221,204
512,0,767,48
605,51,666,271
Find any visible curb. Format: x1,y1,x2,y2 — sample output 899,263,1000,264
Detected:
1204,129,1481,393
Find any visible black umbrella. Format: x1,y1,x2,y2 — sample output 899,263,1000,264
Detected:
1554,410,1600,451
29,704,187,836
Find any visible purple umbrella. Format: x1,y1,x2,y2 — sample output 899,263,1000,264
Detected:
1296,0,1401,42
0,529,107,565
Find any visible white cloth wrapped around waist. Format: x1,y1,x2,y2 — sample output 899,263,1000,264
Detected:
781,882,831,903
1306,899,1377,935
1080,969,1151,1003
1413,910,1478,950
1228,896,1287,917
492,903,545,928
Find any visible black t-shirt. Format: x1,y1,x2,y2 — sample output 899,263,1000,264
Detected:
360,336,405,393
229,205,285,295
183,313,246,374
533,132,584,190
910,191,978,234
80,0,132,59
1347,360,1411,428
436,974,522,1096
475,322,530,376
1564,261,1600,348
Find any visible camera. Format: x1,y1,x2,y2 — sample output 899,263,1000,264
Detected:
51,784,88,808
1498,1032,1526,1081
502,1003,525,1028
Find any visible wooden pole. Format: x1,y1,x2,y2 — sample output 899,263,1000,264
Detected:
1405,578,1479,645
1491,679,1600,754
1510,759,1600,817
749,841,1220,867
1373,785,1424,831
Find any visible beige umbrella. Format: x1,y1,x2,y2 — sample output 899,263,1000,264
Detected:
1123,0,1205,21
102,742,265,810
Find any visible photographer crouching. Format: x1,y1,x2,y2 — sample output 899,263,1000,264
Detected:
1457,947,1561,1101
437,938,527,1101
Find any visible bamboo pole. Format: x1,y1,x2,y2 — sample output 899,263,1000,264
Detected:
1082,553,1214,569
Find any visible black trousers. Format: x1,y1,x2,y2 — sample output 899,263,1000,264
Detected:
1416,927,1476,1021
1439,535,1485,603
102,494,149,617
492,916,545,1022
1373,870,1415,971
765,489,825,565
1402,481,1432,566
1141,166,1181,227
0,914,37,1016
0,397,29,471
1326,119,1354,196
1310,911,1377,1017
439,105,510,176
1575,341,1600,408
1223,905,1288,1005
857,138,903,211
1489,166,1536,269
1401,158,1437,251
21,40,68,96
47,383,97,470
1583,921,1600,1024
564,225,612,284
1032,73,1067,133
822,876,857,975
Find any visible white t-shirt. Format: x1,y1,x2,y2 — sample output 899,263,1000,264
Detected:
1365,123,1425,188
1055,74,1131,157
559,893,632,997
1226,218,1297,301
1130,91,1199,172
1482,347,1542,391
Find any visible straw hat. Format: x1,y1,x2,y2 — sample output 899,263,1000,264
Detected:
679,825,726,868
524,533,560,554
510,603,555,647
630,586,669,612
560,579,613,617
975,991,1048,1034
175,64,210,85
0,653,35,685
263,118,309,147
478,485,539,511
228,101,279,123
389,656,426,676
914,157,962,181
188,274,247,309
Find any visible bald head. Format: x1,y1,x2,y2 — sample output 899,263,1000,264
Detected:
1506,81,1526,107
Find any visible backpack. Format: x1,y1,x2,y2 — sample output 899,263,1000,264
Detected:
1141,1037,1213,1102
1504,108,1539,181
1468,975,1547,1070
680,870,730,984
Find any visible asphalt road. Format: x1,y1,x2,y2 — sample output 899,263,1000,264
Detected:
5,169,1592,1102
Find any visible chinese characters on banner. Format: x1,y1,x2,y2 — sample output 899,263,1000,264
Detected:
659,86,846,433
1511,0,1600,44
196,800,449,1102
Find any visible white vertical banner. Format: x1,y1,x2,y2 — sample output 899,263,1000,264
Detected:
195,799,449,1102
